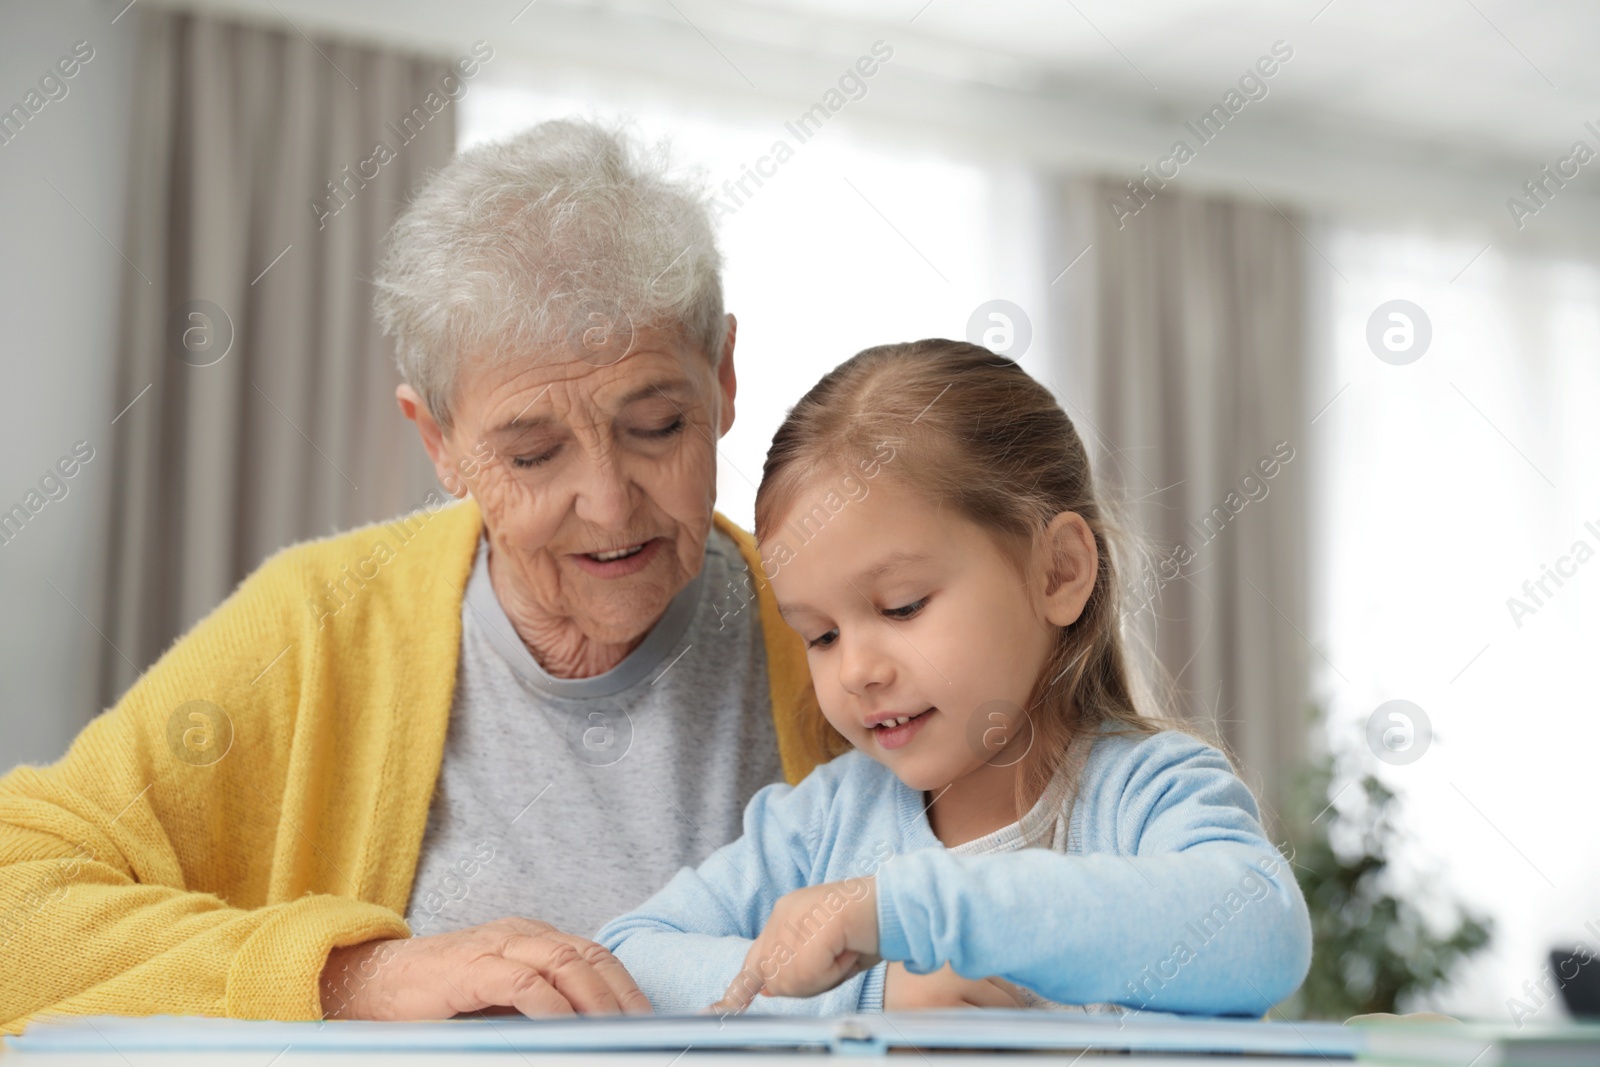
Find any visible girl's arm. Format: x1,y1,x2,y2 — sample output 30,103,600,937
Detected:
874,732,1311,1016
594,772,887,1015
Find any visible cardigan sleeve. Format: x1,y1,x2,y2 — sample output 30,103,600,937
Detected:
0,546,412,1036
873,732,1311,1016
596,772,886,1015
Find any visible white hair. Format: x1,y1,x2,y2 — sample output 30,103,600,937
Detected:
373,118,725,429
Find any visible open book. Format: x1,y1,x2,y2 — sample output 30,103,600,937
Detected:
8,1010,1364,1057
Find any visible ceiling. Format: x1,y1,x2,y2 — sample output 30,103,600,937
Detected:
160,0,1600,239
752,0,1599,156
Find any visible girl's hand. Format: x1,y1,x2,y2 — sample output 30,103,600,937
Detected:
884,962,1027,1010
709,879,880,1014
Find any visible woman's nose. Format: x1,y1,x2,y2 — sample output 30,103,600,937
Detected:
573,448,634,530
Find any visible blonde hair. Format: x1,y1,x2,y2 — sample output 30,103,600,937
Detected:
755,339,1208,816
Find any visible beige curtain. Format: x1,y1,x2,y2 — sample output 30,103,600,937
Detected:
1050,178,1310,836
97,10,453,706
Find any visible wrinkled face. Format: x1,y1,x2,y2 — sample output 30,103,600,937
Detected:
436,326,734,647
765,476,1059,793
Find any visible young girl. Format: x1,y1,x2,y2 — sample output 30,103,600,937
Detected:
596,339,1311,1017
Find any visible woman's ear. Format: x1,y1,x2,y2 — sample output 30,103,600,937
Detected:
1037,511,1098,627
396,383,469,499
715,313,738,439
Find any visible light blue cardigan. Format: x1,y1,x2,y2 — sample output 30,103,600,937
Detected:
596,727,1311,1016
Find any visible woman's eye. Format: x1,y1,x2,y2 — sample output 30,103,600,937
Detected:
635,416,686,440
883,597,928,620
806,629,838,650
511,447,559,469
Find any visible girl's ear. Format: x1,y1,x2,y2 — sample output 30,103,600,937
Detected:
1038,511,1098,627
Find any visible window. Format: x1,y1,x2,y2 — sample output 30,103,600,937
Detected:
1310,224,1600,1016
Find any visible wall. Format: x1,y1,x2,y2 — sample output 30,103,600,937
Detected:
0,0,137,769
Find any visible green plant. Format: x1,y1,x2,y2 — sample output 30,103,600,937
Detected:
1283,722,1493,1020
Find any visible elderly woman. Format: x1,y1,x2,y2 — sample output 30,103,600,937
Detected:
0,120,824,1031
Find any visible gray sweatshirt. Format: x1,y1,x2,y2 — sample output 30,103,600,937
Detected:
404,526,785,939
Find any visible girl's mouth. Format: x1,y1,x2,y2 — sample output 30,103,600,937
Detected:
872,708,934,750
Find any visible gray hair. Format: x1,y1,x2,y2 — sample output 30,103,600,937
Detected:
373,118,726,430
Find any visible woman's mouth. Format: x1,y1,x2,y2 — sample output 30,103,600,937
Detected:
589,544,645,562
871,708,934,750
570,538,663,577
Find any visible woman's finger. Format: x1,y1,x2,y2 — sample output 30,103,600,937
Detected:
500,932,626,1014
547,934,654,1015
463,956,577,1017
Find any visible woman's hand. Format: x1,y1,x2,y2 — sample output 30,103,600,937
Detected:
319,917,653,1019
884,962,1027,1010
709,879,880,1014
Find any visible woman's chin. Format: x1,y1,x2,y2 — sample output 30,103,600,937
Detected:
567,586,679,649
561,562,677,624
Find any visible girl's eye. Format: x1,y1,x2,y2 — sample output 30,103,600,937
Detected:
882,597,928,620
806,629,839,650
636,416,685,440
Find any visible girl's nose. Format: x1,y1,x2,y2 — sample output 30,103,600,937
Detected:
836,627,896,696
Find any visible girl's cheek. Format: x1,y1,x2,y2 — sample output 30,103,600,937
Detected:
818,690,858,738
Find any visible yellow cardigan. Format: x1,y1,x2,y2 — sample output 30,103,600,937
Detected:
0,497,818,1035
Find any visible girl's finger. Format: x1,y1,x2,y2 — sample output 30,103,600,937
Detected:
713,936,770,1013
961,978,1025,1009
710,968,763,1015
762,947,859,999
